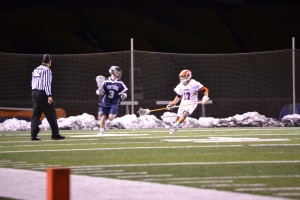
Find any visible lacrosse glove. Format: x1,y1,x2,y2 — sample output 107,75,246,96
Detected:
166,102,175,110
201,96,209,104
119,93,127,100
96,88,104,96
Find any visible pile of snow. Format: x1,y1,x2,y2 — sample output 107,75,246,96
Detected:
0,118,30,131
0,111,300,132
281,114,300,127
41,113,99,131
198,112,283,127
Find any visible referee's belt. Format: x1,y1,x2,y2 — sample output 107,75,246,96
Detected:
33,89,45,92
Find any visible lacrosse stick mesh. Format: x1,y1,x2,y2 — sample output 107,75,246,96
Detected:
96,75,106,88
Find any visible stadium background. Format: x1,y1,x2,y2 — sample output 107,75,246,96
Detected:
0,50,299,119
0,0,299,120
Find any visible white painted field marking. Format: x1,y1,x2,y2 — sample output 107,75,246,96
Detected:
250,144,300,147
109,133,300,140
12,163,37,167
0,143,99,148
61,131,150,135
235,187,300,192
200,183,266,188
72,169,106,172
86,160,300,168
1,161,44,169
31,165,61,170
94,172,148,176
72,169,121,173
142,174,300,181
0,142,158,149
0,138,99,144
70,133,149,137
169,180,233,184
161,137,289,143
276,192,300,196
0,145,243,153
186,128,300,132
5,141,163,148
117,174,173,179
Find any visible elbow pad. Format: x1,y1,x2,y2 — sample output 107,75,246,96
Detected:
200,86,209,93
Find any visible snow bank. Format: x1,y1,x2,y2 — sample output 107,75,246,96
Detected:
1,111,299,131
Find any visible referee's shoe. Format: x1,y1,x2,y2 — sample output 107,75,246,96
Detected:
51,135,65,140
31,137,42,141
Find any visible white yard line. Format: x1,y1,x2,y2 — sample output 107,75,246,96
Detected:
276,193,300,197
0,144,243,153
83,160,300,168
0,138,98,144
250,144,300,147
70,133,149,137
169,180,233,184
236,187,300,192
117,174,174,179
200,184,266,188
94,171,148,176
143,175,300,182
162,138,289,143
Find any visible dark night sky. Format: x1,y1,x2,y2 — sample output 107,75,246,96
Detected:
0,0,299,53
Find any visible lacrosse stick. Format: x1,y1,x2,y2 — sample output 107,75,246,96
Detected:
95,75,106,97
137,101,204,116
95,75,106,111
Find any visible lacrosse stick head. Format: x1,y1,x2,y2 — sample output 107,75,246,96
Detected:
137,108,151,116
96,75,106,88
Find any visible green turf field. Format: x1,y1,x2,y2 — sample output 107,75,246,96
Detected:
1,127,300,199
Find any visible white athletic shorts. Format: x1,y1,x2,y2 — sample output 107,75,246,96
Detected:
177,104,198,118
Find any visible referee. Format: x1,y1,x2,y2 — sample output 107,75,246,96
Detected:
30,54,65,141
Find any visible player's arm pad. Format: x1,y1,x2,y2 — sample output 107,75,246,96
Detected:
200,86,209,93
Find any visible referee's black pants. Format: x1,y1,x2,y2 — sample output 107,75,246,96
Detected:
31,90,59,138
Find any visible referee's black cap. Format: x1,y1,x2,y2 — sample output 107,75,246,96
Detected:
42,54,51,63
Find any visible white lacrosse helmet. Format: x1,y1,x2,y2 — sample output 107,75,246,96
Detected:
179,69,192,84
109,66,122,77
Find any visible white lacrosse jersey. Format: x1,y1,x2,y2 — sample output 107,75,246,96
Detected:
174,79,204,105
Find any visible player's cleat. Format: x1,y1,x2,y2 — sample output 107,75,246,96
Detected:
97,131,104,136
169,126,178,134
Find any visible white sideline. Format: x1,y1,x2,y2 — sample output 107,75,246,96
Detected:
0,168,286,200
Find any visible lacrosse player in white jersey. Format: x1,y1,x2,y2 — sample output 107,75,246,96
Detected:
166,69,209,134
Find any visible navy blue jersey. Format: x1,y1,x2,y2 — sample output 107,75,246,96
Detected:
100,77,128,107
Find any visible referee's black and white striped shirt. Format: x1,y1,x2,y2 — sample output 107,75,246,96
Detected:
31,64,52,96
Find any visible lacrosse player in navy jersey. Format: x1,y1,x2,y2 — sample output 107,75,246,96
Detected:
97,66,128,135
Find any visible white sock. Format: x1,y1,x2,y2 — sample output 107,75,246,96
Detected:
105,120,111,129
100,128,105,133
